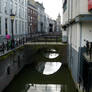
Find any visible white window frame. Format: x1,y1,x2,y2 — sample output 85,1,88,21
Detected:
0,17,1,35
0,0,1,13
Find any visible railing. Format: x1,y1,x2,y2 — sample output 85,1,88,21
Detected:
29,32,62,42
31,36,61,42
0,35,30,56
0,33,62,56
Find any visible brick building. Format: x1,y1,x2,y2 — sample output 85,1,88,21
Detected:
27,0,38,35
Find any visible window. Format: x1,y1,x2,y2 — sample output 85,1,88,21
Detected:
10,0,13,14
5,18,8,35
15,4,17,16
15,20,17,34
22,8,25,18
5,1,8,14
19,6,21,18
0,0,1,13
25,9,27,19
25,0,27,6
25,22,27,34
19,0,21,3
0,17,1,34
28,8,30,14
28,16,30,22
22,21,24,34
63,0,67,12
19,21,21,34
31,10,32,14
22,0,24,5
31,17,32,20
15,0,17,2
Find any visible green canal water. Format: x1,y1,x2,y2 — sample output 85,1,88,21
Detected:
3,48,77,92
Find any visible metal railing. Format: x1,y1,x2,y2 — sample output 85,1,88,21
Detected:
0,35,29,56
30,36,61,42
29,32,62,42
0,33,62,56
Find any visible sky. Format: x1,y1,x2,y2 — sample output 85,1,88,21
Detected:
35,0,63,22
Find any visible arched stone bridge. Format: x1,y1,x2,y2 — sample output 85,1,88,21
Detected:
24,42,67,65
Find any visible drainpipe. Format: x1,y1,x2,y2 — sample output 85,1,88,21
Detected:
67,0,70,65
69,0,73,69
67,0,71,67
68,0,70,41
78,22,82,83
76,0,81,82
68,0,70,21
71,0,73,20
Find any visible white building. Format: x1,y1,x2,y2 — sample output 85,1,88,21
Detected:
0,0,28,42
56,14,61,32
44,14,49,33
63,0,92,91
62,27,67,42
44,14,55,33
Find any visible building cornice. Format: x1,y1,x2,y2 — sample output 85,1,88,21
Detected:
62,14,92,28
28,3,37,9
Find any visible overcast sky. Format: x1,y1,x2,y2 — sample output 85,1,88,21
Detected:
35,0,63,23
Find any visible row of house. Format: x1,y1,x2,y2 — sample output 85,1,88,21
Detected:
0,0,61,43
62,0,92,92
0,0,27,43
28,0,61,34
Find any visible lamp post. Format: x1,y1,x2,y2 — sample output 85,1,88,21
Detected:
30,23,32,38
10,13,15,49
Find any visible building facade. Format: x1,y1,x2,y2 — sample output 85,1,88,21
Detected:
0,0,28,42
56,14,61,32
27,0,38,35
49,18,55,33
36,2,45,33
62,0,92,92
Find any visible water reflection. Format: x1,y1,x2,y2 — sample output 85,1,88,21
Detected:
37,62,62,75
3,64,77,92
25,84,63,92
3,47,77,92
44,49,59,59
45,53,59,59
49,49,56,52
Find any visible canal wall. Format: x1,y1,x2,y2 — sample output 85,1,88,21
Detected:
0,46,26,92
0,45,38,92
0,43,68,92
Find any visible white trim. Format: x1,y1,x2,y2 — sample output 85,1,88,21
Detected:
0,16,1,35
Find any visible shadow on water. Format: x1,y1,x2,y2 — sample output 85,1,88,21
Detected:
3,48,78,92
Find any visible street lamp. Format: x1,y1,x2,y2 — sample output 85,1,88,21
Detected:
10,13,15,49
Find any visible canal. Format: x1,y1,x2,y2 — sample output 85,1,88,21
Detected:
3,47,77,92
